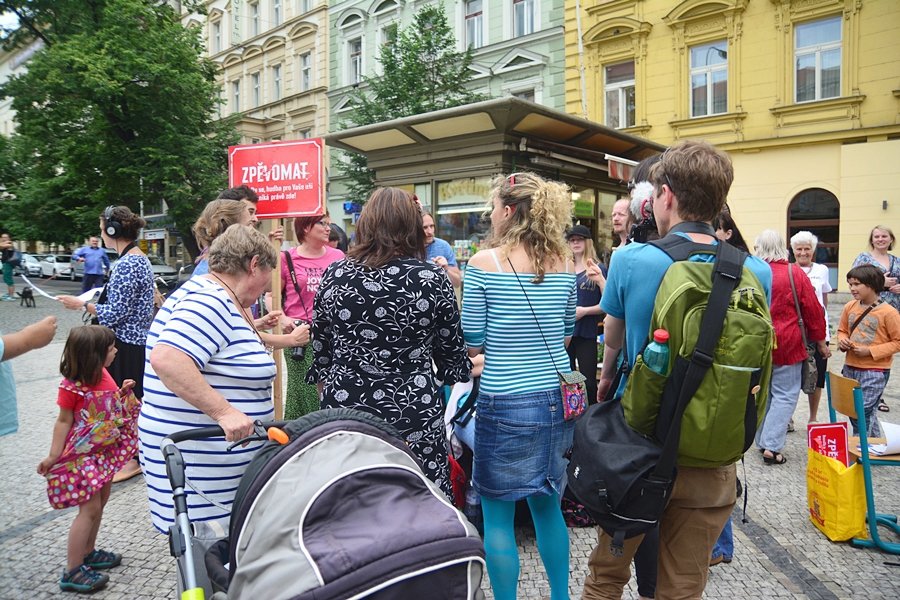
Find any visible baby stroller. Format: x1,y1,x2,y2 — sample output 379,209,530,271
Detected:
162,408,485,600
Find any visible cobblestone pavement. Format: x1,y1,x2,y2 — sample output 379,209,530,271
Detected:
0,294,898,599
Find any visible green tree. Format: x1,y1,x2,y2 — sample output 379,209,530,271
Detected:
0,0,237,253
339,4,487,201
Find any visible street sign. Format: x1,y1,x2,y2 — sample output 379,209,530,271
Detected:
228,139,325,219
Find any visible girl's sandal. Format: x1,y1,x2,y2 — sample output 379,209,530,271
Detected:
877,402,890,413
762,451,787,465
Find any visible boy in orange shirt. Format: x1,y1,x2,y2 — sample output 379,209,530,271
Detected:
837,264,900,437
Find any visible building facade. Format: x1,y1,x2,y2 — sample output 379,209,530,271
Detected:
327,0,569,224
0,38,44,137
182,1,330,143
565,0,900,289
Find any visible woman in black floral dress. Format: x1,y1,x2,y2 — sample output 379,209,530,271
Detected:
306,188,470,495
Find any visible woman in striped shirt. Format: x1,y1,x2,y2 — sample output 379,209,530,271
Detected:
138,225,278,535
461,172,577,600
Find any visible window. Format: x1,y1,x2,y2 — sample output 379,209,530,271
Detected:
298,128,312,139
300,0,312,14
604,61,635,128
300,52,312,91
251,137,261,144
381,23,398,47
513,0,534,37
251,72,261,107
273,0,282,26
513,89,535,102
249,2,259,37
272,64,282,100
689,41,727,117
348,38,362,85
465,0,483,49
211,21,221,53
795,17,841,103
232,80,240,113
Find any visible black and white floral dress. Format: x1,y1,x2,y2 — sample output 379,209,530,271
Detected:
306,257,471,495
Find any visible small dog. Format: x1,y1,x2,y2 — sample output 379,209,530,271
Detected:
18,287,36,308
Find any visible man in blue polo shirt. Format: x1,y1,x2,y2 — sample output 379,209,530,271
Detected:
73,236,111,294
583,140,772,600
423,212,461,287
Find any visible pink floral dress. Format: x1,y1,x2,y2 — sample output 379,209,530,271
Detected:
45,380,141,509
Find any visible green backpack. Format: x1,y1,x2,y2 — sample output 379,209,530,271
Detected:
622,234,774,468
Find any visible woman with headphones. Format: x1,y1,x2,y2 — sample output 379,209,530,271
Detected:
58,206,155,480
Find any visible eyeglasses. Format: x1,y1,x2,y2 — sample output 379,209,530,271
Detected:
315,219,332,228
659,148,676,195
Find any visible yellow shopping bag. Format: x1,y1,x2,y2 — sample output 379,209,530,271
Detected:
806,449,866,542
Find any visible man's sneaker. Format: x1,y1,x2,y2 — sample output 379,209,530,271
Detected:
59,565,109,593
83,548,122,570
0,294,15,302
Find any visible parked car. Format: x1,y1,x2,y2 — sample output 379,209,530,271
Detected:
148,255,178,288
13,253,43,278
71,248,118,281
39,254,74,278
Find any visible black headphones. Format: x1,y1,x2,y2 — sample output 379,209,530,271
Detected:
103,206,123,239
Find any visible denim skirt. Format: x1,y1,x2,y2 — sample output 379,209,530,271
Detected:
472,387,575,502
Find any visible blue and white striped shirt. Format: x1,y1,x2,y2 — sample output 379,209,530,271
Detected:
461,259,576,395
138,277,275,533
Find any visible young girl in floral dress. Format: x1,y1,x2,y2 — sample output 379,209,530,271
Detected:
37,326,141,593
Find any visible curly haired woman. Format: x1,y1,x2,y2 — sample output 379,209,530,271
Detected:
461,172,577,600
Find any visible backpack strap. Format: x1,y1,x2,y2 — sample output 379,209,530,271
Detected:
651,240,747,481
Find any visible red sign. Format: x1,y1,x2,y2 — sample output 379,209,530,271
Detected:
808,422,851,467
228,139,325,219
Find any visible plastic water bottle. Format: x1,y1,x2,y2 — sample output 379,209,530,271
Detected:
643,329,670,376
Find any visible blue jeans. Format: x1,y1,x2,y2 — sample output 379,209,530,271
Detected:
711,517,733,560
756,362,802,452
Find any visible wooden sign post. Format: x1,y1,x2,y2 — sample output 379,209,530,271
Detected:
228,139,326,419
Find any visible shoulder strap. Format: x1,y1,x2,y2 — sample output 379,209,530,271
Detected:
283,250,310,318
787,264,809,348
507,259,563,376
489,249,504,272
652,241,746,480
850,301,880,335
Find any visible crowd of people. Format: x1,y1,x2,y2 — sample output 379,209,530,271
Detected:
3,141,898,597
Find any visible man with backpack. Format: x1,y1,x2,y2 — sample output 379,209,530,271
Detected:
581,140,773,599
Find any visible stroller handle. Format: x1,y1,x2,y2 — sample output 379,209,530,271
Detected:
166,421,288,444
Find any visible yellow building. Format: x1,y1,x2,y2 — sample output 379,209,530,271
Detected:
565,0,900,290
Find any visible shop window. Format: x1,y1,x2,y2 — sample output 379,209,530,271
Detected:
788,187,840,287
436,177,493,261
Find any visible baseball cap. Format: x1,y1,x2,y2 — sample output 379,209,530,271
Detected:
565,225,592,240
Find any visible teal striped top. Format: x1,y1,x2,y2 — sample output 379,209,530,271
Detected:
461,262,577,395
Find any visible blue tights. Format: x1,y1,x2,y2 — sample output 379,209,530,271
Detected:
481,493,570,600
